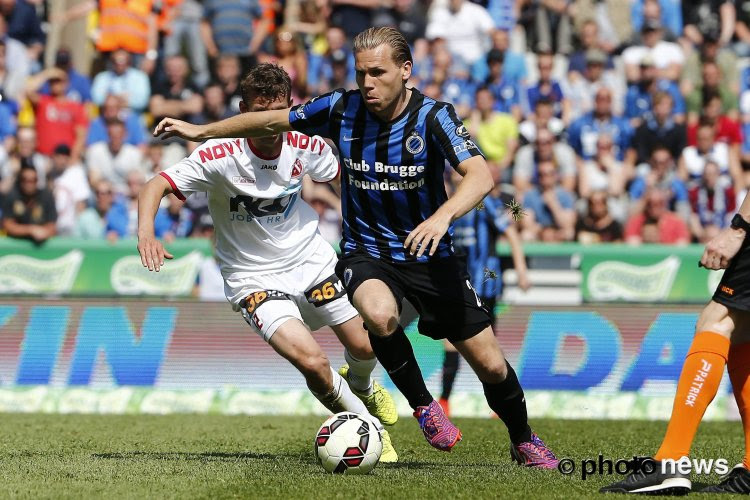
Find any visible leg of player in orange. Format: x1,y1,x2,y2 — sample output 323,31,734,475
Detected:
602,203,750,494
653,304,732,461
702,313,750,493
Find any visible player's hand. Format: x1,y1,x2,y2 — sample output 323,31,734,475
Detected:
404,212,451,258
137,234,174,272
153,117,206,142
518,272,531,291
700,227,745,270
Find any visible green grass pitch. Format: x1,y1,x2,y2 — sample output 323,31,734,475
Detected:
0,414,746,499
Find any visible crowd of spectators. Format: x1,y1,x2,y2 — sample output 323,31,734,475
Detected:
2,0,750,247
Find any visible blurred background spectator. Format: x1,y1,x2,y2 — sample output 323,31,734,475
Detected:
2,163,56,243
520,159,576,242
624,186,689,245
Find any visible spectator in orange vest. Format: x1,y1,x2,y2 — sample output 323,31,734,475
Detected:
96,0,158,74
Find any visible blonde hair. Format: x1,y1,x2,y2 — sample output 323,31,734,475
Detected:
352,27,412,66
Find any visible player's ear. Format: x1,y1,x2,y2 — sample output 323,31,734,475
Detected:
401,60,412,83
239,101,248,113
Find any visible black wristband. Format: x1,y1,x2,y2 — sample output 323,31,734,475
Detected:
730,213,750,234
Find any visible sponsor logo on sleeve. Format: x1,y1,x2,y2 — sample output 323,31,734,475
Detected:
453,139,478,154
456,125,470,137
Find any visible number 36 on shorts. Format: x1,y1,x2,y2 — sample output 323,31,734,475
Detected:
304,274,347,307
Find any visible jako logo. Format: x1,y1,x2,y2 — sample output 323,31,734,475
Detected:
260,164,277,170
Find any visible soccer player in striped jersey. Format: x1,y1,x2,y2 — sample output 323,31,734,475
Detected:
153,27,558,467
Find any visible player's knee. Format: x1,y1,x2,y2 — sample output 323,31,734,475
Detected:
361,308,399,337
363,314,399,337
696,303,734,337
476,358,508,384
347,340,373,361
298,353,331,382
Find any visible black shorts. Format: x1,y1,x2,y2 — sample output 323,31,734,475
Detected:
335,249,493,342
712,240,750,312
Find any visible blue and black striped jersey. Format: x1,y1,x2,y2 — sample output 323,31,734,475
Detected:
452,195,511,298
288,87,484,262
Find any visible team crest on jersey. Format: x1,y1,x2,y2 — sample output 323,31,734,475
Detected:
295,106,306,120
405,131,425,155
291,158,304,178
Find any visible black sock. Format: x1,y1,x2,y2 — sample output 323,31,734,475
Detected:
482,361,532,445
441,351,460,400
368,325,433,409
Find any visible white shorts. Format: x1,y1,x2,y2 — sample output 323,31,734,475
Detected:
224,241,358,342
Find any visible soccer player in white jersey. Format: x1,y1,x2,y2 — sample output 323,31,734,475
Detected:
136,63,398,462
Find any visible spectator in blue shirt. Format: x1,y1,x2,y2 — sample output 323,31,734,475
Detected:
0,0,44,62
91,50,151,113
86,94,147,147
472,29,528,84
155,194,194,241
526,52,570,124
0,97,16,143
74,180,125,241
568,87,632,162
40,49,92,104
439,57,476,118
485,48,522,121
521,159,577,242
106,170,175,239
307,26,355,95
624,56,685,127
631,0,682,38
201,0,270,66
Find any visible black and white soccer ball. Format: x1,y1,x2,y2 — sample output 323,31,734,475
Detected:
314,412,383,474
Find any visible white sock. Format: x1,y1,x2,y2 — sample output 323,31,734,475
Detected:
344,349,375,395
313,368,381,427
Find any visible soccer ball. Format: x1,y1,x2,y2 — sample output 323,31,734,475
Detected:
314,412,383,474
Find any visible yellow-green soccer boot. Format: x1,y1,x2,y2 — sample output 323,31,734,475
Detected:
339,364,398,426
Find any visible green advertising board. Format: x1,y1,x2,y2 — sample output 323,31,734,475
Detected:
0,238,212,296
579,245,723,303
0,238,725,301
496,243,723,303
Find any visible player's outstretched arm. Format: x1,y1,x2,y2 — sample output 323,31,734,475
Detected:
153,108,293,142
404,156,493,257
137,174,174,272
505,225,531,291
700,189,750,270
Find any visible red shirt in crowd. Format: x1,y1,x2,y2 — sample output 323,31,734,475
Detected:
34,95,88,155
687,116,742,146
624,212,690,244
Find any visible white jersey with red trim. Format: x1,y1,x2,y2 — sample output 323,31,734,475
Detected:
160,131,339,279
